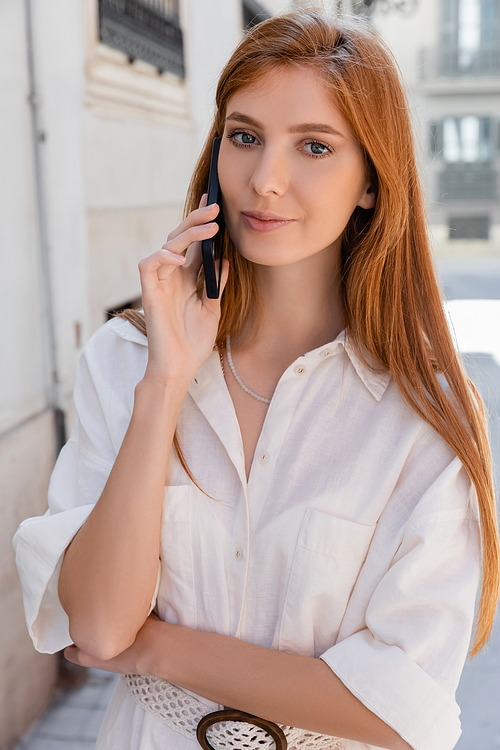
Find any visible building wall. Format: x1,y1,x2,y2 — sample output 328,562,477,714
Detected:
0,413,58,747
1,2,54,745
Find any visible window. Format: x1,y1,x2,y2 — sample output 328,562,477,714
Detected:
440,0,500,76
457,0,481,70
440,164,497,200
430,116,494,161
242,0,271,30
98,0,184,77
442,116,492,162
431,116,498,200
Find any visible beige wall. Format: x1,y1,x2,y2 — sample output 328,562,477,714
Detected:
0,412,58,747
0,1,60,744
87,204,184,330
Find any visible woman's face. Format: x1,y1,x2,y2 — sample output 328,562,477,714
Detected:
218,66,375,268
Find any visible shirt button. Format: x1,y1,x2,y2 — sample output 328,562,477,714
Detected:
321,349,332,358
294,365,307,375
235,547,243,560
259,452,270,464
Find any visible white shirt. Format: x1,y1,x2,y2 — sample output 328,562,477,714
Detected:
13,316,481,750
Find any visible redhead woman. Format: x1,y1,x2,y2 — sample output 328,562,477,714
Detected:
13,9,499,750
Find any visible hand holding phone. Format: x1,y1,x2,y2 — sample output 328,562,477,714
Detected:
202,137,225,299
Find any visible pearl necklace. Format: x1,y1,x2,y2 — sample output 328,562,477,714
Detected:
221,334,271,405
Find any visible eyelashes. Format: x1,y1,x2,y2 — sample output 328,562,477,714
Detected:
227,130,257,148
226,129,333,159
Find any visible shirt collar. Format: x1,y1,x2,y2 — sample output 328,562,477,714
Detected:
340,332,392,402
110,318,391,402
110,316,148,346
302,330,391,402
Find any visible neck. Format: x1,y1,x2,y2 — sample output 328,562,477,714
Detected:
237,242,345,360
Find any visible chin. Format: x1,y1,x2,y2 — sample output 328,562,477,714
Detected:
236,248,305,267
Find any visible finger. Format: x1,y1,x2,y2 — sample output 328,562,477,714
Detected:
138,249,186,281
182,238,203,286
183,219,222,283
64,646,95,668
139,248,186,273
137,249,186,294
199,192,208,208
164,202,219,244
64,645,80,664
164,222,219,257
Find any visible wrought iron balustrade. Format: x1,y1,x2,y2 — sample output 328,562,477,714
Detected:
420,44,500,80
448,215,490,240
440,163,498,201
98,0,184,77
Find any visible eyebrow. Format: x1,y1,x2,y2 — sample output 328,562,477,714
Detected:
226,111,347,139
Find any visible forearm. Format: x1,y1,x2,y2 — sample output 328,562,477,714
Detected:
58,377,189,659
143,622,412,750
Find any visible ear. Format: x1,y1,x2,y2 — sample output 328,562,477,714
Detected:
357,183,377,210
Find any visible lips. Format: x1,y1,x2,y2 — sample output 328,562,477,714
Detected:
241,210,296,233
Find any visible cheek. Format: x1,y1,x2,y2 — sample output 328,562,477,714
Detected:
295,172,364,247
301,171,361,223
321,160,365,210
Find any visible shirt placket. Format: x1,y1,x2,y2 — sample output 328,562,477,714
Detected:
245,355,320,532
236,354,325,639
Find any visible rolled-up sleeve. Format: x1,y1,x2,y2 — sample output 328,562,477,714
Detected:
320,459,481,750
12,322,159,654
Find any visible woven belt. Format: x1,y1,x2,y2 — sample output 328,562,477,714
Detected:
123,674,345,750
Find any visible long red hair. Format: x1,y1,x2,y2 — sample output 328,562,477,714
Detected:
120,9,499,657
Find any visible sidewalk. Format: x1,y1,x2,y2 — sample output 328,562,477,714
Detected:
15,669,119,750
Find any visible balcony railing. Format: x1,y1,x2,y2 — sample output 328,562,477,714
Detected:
98,0,184,77
419,44,500,80
439,163,498,201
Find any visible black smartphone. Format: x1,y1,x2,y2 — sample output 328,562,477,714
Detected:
201,137,225,299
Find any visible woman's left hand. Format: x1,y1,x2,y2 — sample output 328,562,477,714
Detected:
64,613,161,675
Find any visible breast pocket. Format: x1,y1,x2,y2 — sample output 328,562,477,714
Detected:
278,508,376,657
157,485,196,629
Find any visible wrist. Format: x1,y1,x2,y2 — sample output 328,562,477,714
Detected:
137,619,176,678
136,616,167,679
136,372,192,401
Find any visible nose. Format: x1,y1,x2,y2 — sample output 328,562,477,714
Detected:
249,146,288,197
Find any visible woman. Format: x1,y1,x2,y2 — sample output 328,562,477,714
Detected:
13,9,499,750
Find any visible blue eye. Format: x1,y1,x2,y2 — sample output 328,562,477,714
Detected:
227,130,258,147
305,141,331,157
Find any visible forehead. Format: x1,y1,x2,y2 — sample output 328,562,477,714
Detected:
225,66,350,134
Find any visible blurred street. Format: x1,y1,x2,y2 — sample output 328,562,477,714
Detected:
440,257,500,750
13,256,500,750
14,669,119,750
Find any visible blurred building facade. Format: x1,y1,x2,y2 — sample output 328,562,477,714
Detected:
0,0,284,745
366,0,500,257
